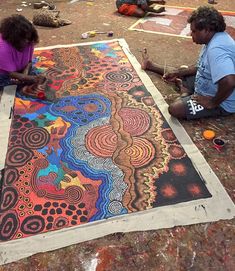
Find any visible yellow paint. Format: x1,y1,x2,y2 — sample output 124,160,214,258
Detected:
60,174,85,191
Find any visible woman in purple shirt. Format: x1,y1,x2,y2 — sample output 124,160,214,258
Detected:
0,14,45,89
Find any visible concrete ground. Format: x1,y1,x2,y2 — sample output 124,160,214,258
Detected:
0,0,235,270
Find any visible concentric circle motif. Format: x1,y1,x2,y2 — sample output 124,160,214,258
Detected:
53,216,69,229
64,186,84,204
108,201,123,215
125,138,156,168
34,158,49,169
105,71,133,83
20,215,45,235
141,97,155,106
83,103,98,112
120,83,131,89
36,189,47,198
6,146,33,167
3,167,19,186
161,128,177,143
0,212,19,241
0,187,18,213
22,127,50,149
171,162,187,176
119,108,150,136
86,125,117,158
168,145,186,159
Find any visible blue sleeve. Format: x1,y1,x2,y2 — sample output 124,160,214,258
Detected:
208,47,235,84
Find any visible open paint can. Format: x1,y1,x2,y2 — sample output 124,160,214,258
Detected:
213,138,225,151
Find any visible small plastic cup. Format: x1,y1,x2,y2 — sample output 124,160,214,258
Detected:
203,129,215,140
81,32,88,39
107,31,114,37
89,31,96,37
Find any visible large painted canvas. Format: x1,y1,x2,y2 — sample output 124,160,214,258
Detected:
129,6,235,38
0,39,234,265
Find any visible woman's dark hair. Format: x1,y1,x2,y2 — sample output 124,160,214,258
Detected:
187,6,226,32
0,14,39,51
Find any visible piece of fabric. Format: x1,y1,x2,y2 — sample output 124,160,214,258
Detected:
0,34,34,74
118,4,139,16
0,40,213,242
129,6,235,40
116,0,147,9
0,40,234,265
195,32,235,113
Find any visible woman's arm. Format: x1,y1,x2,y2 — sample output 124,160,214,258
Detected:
9,62,46,84
9,71,46,85
22,61,33,75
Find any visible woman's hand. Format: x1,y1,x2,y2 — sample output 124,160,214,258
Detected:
21,74,46,85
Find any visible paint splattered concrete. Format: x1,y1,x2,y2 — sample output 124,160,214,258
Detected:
0,0,235,270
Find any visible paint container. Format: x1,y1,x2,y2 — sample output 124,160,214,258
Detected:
107,31,114,37
89,31,96,37
213,137,225,151
203,129,215,140
81,32,88,39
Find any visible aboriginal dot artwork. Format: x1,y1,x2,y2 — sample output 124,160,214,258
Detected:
0,41,211,241
130,6,235,39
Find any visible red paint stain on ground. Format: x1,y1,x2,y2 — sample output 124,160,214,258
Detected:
96,246,115,271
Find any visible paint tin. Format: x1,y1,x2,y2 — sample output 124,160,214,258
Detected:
213,137,225,151
81,32,88,39
89,31,96,37
107,31,114,37
203,129,215,140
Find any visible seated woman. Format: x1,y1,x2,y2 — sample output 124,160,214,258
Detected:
116,0,166,17
0,14,46,90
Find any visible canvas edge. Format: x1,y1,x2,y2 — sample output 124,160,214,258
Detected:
0,86,16,170
0,38,234,265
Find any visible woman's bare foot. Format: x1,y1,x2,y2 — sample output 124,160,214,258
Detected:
141,48,151,70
